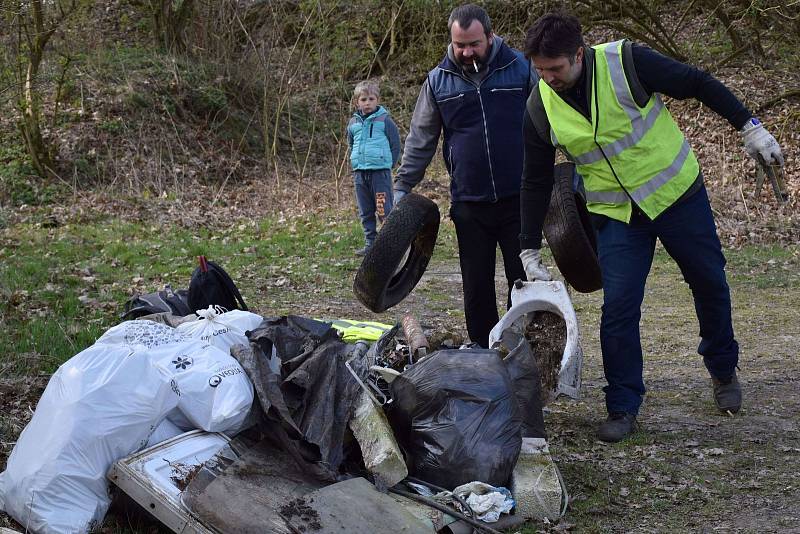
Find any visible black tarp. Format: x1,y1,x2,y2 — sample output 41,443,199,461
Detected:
231,316,366,481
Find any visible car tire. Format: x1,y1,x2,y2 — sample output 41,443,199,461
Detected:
543,162,603,293
354,193,440,313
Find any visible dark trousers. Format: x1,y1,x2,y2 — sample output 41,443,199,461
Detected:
354,169,393,247
450,195,526,348
596,184,739,415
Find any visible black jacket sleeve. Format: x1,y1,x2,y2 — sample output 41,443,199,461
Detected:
631,44,751,130
519,108,556,250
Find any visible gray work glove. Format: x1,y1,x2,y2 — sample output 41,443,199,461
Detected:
393,189,407,205
740,118,784,166
519,248,552,282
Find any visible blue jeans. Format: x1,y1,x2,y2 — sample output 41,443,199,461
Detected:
354,169,393,247
596,184,738,415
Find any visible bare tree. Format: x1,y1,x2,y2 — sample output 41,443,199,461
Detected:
4,0,79,178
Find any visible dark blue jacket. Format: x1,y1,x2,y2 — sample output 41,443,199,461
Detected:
429,41,531,201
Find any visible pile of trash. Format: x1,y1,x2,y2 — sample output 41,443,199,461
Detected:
0,279,580,533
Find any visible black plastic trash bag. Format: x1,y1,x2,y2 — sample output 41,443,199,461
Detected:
504,338,546,439
389,349,522,489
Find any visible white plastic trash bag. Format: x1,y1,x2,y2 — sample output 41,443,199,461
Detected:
153,342,254,433
101,319,254,433
94,317,194,348
0,319,255,533
0,341,179,534
175,306,263,351
144,418,184,449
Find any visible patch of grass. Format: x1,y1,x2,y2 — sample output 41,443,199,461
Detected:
0,205,464,369
725,244,800,289
0,163,67,206
98,118,125,133
1,210,457,368
0,132,68,206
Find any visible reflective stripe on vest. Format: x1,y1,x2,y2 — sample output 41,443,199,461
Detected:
540,40,699,222
326,319,393,343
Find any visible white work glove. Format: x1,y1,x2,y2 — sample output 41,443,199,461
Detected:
519,248,552,282
740,118,784,166
393,189,407,204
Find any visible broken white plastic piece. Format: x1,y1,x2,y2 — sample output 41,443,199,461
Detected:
370,365,401,384
488,280,583,401
509,437,568,521
349,391,408,489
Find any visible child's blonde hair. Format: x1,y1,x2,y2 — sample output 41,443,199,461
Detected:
353,80,380,100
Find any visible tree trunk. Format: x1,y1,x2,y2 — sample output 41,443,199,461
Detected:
19,0,56,177
150,0,195,53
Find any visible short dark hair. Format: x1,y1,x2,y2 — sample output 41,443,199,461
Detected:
448,4,492,35
524,11,585,59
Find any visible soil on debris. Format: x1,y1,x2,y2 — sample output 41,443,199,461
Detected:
168,461,204,492
524,311,567,404
279,497,322,531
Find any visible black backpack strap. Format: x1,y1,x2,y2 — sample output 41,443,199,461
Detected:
208,260,248,311
221,272,248,311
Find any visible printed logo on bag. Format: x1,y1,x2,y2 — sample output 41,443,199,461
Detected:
201,327,231,343
123,321,191,348
170,378,182,397
172,355,193,370
208,364,244,387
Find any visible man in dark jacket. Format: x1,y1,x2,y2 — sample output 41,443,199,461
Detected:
519,12,784,442
393,3,536,348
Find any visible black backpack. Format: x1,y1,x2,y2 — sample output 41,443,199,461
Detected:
121,284,192,320
187,256,248,313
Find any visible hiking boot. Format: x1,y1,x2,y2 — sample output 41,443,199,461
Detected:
712,371,742,414
596,412,637,443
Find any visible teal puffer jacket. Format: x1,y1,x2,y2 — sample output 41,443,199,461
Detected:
348,106,393,170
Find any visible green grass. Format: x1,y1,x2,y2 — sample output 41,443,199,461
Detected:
725,244,800,289
0,208,460,371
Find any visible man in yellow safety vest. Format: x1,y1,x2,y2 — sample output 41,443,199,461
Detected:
518,12,784,442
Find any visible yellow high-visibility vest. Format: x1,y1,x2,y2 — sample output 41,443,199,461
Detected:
326,319,394,343
540,40,700,222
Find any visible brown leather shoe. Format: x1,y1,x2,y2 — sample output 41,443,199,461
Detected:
712,371,742,414
596,412,637,442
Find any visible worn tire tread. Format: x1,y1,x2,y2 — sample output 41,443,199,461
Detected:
354,193,440,312
543,163,603,293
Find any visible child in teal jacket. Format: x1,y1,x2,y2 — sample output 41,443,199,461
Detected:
347,80,401,256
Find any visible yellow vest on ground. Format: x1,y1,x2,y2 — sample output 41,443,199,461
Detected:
539,40,700,223
326,319,394,343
